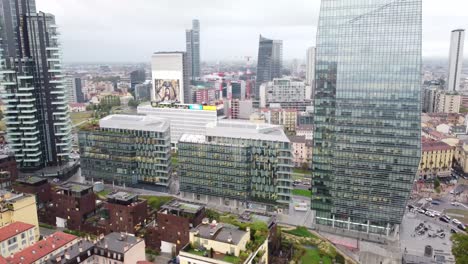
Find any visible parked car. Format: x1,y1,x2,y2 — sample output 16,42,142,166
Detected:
408,204,415,210
417,208,426,214
457,224,466,231
431,201,440,205
431,210,441,217
451,202,460,206
451,228,458,234
426,198,433,202
439,217,450,223
452,219,462,225
425,211,435,217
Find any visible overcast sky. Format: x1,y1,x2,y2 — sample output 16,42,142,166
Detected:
36,0,467,63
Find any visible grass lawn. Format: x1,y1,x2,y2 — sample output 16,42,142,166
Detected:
444,209,468,225
70,111,92,125
292,189,312,198
301,249,332,264
96,189,111,199
284,226,318,239
293,168,312,175
222,255,241,264
187,248,206,257
141,195,173,210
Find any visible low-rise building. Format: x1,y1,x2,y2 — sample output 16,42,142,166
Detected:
289,135,313,169
93,233,146,264
41,182,97,230
0,155,17,189
103,192,147,234
79,114,172,187
296,125,313,140
179,219,268,264
418,139,455,178
145,200,206,254
261,108,298,132
69,103,86,112
0,222,37,257
4,232,78,264
0,191,39,240
12,177,52,208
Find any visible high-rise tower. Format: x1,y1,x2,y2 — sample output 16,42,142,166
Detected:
447,29,465,91
255,35,283,99
312,0,422,235
0,3,71,170
186,19,200,81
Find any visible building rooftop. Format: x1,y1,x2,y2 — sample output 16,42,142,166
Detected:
160,199,204,215
297,125,313,131
0,222,35,242
6,232,77,264
95,233,141,253
288,135,306,143
193,221,248,246
47,240,94,264
0,191,31,204
206,120,289,142
106,191,138,202
16,176,48,185
99,114,169,132
56,182,92,193
422,141,453,152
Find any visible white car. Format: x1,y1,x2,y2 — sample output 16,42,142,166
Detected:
451,202,460,206
426,198,433,202
431,210,441,217
452,219,462,225
425,211,435,217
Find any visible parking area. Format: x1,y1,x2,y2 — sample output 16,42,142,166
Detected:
400,211,455,263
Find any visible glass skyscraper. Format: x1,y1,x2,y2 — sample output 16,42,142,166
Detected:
255,35,283,99
312,0,421,235
186,19,200,81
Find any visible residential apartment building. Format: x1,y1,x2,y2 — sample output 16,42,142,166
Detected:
137,102,224,145
178,120,292,211
455,142,468,174
103,192,147,234
0,154,17,189
255,35,283,98
40,182,97,230
229,99,254,120
312,0,422,235
434,91,461,113
0,191,39,239
91,233,146,264
259,78,312,111
145,200,206,254
179,220,268,264
289,136,313,169
0,6,71,170
65,77,84,104
79,114,172,187
12,177,52,207
296,125,313,140
418,139,455,178
261,108,298,132
0,222,36,257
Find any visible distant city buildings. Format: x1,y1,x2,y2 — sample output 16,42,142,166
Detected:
259,78,312,111
261,108,298,132
151,52,191,104
65,77,85,103
255,35,283,98
178,120,292,211
79,115,172,187
186,19,201,80
447,29,465,91
423,86,461,113
0,5,72,170
306,47,316,88
289,135,313,169
130,69,146,90
312,0,422,235
134,81,152,101
137,102,224,146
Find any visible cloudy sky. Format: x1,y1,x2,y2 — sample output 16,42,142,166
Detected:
36,0,467,63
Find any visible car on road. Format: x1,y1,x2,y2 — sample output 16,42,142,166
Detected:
431,201,440,205
452,219,462,225
451,202,460,206
431,210,441,217
417,208,426,214
408,204,415,210
458,224,466,231
451,228,458,234
425,211,435,217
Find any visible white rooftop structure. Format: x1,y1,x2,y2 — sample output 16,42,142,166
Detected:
99,114,169,132
206,120,289,142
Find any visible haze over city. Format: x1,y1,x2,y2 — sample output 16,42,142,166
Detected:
37,0,468,62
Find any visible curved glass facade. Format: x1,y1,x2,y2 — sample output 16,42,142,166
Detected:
312,0,422,234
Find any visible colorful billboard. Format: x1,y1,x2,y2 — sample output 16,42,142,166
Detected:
154,79,180,102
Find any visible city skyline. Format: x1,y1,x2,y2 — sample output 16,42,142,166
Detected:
36,0,467,63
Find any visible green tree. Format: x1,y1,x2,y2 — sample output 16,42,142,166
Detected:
434,177,440,189
451,233,468,264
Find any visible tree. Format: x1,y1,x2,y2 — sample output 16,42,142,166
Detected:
434,177,440,189
451,233,468,264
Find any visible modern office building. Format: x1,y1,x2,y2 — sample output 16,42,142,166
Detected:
79,114,172,187
0,6,72,170
178,120,292,211
134,81,152,101
151,52,191,104
130,69,146,90
255,35,283,98
306,47,316,89
312,0,422,235
447,29,465,91
137,102,224,145
259,78,312,111
186,19,200,80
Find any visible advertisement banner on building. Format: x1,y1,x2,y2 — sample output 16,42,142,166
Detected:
154,79,180,102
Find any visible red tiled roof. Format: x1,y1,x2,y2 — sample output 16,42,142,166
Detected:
6,232,77,264
0,222,35,242
422,141,453,152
